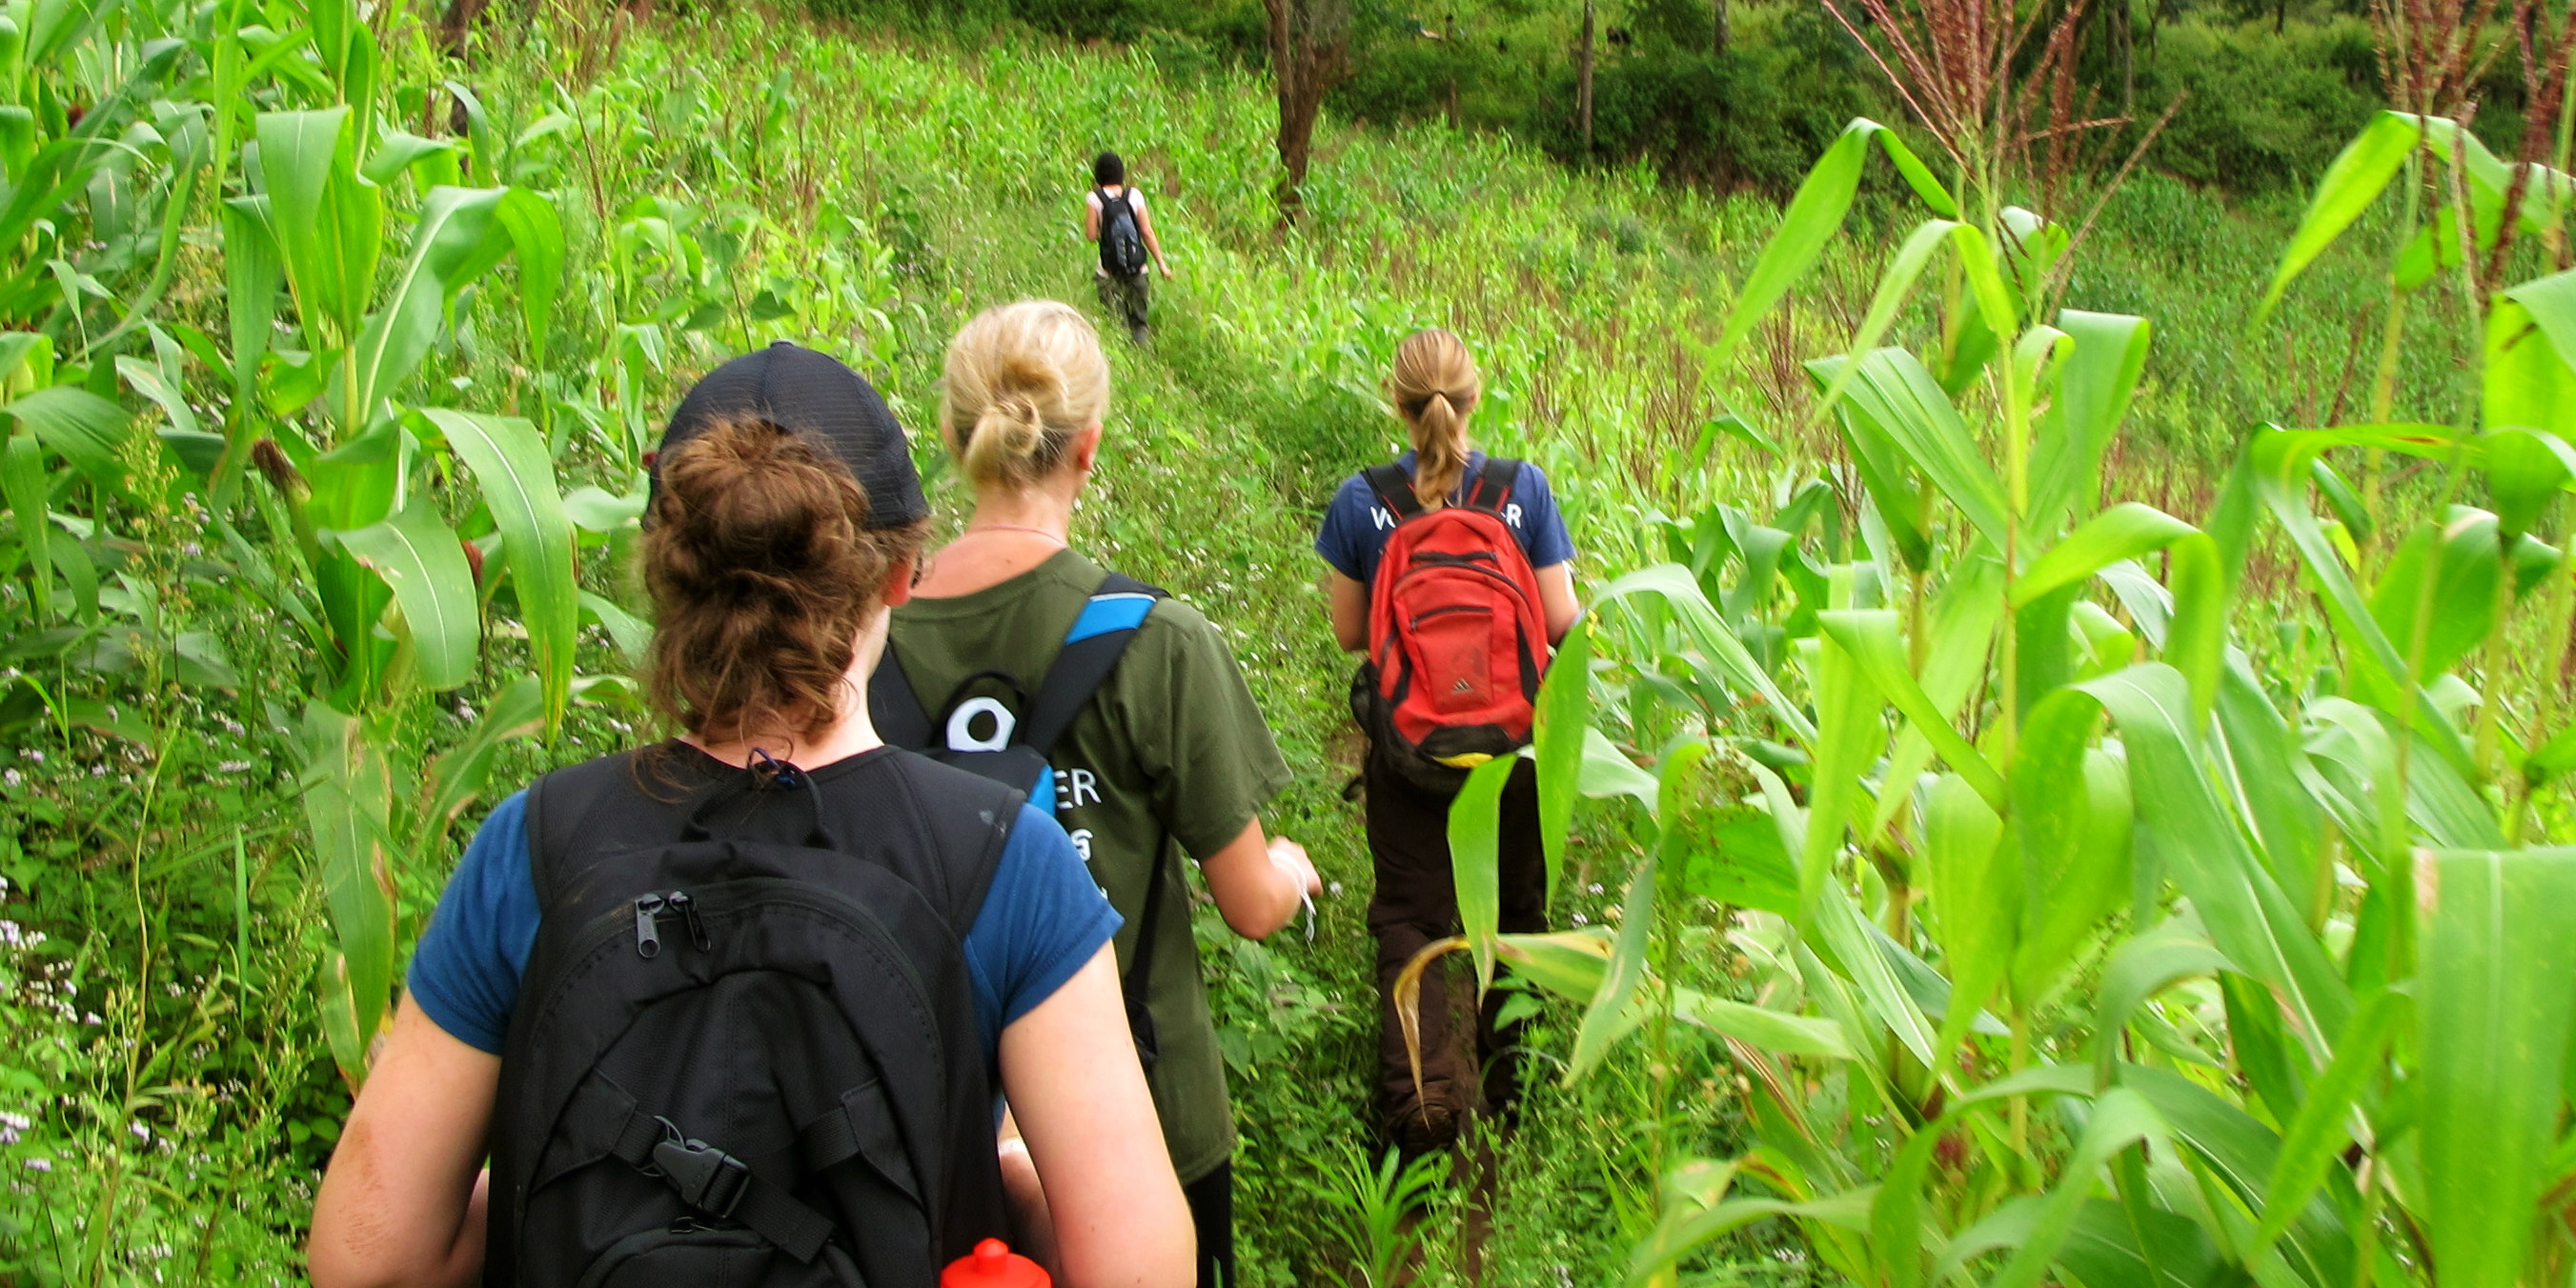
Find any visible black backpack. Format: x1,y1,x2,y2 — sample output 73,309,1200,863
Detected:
485,747,1019,1287
867,572,1173,1068
1096,187,1148,278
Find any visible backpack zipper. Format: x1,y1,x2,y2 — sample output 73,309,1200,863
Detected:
633,895,666,958
633,891,715,958
665,891,713,950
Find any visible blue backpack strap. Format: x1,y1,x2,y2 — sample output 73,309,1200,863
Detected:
1019,573,1165,758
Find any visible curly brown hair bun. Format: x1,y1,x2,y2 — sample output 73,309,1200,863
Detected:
642,414,925,744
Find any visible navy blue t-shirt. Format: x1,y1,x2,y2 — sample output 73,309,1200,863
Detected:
407,785,1120,1064
1314,451,1575,586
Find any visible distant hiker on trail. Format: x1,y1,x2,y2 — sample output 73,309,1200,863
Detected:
1314,328,1579,1157
872,300,1320,1288
308,342,1193,1288
1085,151,1171,344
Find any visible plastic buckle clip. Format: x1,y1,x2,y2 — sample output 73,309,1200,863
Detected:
652,1133,752,1219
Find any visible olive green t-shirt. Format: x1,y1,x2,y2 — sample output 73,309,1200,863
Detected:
886,548,1291,1183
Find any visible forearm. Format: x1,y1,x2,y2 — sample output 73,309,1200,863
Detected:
1201,819,1311,940
308,1001,499,1288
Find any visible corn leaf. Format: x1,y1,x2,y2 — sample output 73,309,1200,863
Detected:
1533,617,1592,902
348,186,512,424
5,384,131,483
336,497,479,692
2077,664,2353,1052
1568,855,1659,1082
2251,988,2403,1257
420,672,545,849
301,701,396,1088
1593,563,1816,745
1710,118,1959,366
1835,349,2013,554
2422,848,2576,1288
417,408,577,734
1447,754,1517,995
2259,111,2421,325
255,107,380,349
2,432,51,622
2014,503,2199,608
1922,771,2012,1060
2029,311,2154,531
2011,693,2133,1006
1817,609,2004,808
497,187,566,367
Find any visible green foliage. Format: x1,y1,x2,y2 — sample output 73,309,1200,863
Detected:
1431,96,2576,1288
1,2,2565,1285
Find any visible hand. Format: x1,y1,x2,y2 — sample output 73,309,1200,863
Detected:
1268,835,1321,896
1159,261,1175,280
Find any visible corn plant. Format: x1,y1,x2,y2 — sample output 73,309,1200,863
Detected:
1429,112,2576,1288
228,50,580,1079
0,0,589,1088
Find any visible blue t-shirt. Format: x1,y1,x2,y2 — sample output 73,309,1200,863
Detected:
407,789,1120,1064
1314,451,1575,586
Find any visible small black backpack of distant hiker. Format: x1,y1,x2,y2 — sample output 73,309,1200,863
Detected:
1096,187,1148,278
484,748,1019,1287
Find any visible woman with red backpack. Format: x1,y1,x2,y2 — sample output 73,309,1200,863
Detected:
1313,328,1580,1156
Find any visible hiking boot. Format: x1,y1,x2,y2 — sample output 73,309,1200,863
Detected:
1392,1100,1459,1159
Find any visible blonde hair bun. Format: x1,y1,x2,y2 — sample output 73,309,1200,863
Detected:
942,301,1109,490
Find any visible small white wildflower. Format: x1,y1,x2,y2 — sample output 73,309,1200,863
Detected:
216,760,254,774
24,1157,50,1173
129,1121,150,1141
1571,913,1589,926
82,1012,102,1025
2,769,18,788
1587,882,1604,895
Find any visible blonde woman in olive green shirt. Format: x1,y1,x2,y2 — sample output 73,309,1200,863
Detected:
890,299,1320,1288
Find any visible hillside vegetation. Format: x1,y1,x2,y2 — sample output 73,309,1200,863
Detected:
4,2,2572,1286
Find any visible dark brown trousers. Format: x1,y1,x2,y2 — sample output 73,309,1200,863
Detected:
1363,750,1550,1148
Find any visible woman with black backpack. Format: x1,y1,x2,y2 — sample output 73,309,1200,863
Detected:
1313,328,1580,1157
308,343,1192,1288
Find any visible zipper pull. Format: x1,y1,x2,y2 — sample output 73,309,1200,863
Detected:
667,891,711,950
633,894,667,958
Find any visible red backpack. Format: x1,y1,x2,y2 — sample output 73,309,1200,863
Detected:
1357,457,1552,792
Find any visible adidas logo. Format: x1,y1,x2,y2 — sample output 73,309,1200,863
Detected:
1451,678,1474,694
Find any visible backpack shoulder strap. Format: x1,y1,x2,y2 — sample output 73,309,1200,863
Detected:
523,751,650,908
1363,463,1426,521
1019,573,1166,758
1463,456,1522,514
867,643,937,753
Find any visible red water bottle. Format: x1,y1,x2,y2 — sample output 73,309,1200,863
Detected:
943,1238,1050,1288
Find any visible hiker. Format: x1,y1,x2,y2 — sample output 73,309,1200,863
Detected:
872,300,1319,1288
1084,151,1170,343
307,342,1193,1288
1313,328,1579,1157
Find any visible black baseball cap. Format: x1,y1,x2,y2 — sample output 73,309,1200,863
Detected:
648,341,928,530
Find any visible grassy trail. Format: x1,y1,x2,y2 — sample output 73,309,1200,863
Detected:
912,186,1665,1283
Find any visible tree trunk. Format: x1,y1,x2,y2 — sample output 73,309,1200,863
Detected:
440,0,487,56
1265,0,1351,222
1577,0,1595,157
1714,0,1730,54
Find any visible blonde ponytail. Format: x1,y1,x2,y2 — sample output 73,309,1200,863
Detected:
941,301,1109,490
1389,329,1480,508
